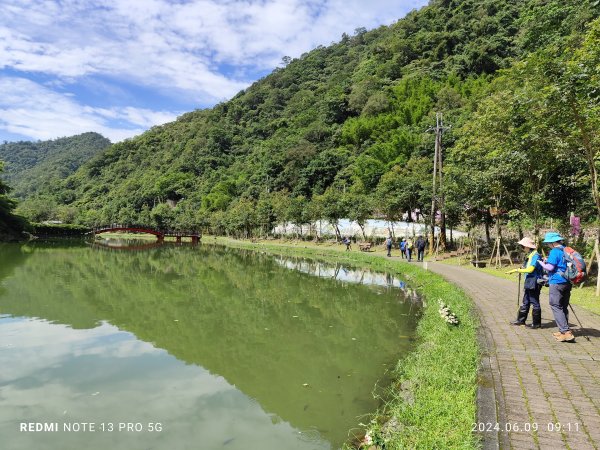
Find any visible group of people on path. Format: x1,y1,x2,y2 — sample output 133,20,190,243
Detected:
342,235,426,260
385,235,427,261
507,232,576,342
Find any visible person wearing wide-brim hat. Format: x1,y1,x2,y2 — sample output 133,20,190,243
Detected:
506,237,544,328
537,232,575,342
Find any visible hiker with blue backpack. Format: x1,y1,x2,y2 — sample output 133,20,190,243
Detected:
385,236,393,257
506,237,543,329
536,232,586,342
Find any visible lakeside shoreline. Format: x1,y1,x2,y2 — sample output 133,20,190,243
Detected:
23,232,480,447
209,236,479,449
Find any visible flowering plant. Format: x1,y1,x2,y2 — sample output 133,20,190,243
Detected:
438,300,459,325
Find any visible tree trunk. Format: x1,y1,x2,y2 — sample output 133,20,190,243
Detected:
358,223,366,240
484,212,491,246
439,211,447,251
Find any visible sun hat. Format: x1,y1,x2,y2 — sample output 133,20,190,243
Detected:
542,232,564,243
517,237,537,249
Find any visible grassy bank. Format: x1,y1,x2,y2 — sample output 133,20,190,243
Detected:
210,236,479,449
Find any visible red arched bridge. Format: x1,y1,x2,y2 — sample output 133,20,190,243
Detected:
92,224,201,244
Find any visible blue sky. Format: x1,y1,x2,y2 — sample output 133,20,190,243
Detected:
0,0,428,143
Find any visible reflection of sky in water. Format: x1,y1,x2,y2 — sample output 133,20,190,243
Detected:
0,318,329,450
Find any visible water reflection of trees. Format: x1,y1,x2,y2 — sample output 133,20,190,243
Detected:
273,255,422,305
0,243,420,447
0,244,31,298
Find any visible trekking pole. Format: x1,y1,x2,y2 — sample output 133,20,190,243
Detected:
568,304,591,342
517,273,521,307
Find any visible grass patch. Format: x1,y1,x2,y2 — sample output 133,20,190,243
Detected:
568,286,600,316
210,236,479,449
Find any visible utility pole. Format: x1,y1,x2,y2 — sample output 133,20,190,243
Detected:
427,113,450,255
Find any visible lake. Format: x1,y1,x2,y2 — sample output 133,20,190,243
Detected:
0,240,420,450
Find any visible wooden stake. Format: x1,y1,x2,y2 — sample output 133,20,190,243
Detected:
593,239,600,297
503,243,512,265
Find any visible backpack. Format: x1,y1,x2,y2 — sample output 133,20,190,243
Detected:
560,247,587,284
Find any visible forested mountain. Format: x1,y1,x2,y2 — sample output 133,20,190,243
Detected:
0,132,111,199
19,0,600,240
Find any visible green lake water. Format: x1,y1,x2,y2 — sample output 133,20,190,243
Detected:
0,240,420,450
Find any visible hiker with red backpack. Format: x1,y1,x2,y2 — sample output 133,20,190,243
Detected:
507,237,543,329
537,232,586,342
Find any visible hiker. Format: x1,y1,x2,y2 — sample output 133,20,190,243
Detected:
343,236,352,251
405,238,413,261
506,237,543,329
415,235,426,262
399,238,406,259
385,236,393,257
537,232,575,342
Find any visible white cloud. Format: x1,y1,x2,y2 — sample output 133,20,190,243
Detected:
0,77,178,142
0,0,427,142
1,0,424,94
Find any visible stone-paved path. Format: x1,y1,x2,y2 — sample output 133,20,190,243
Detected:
427,262,600,450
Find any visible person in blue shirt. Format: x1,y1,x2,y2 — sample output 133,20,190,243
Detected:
506,237,543,328
537,232,575,342
405,238,414,261
399,238,406,259
343,236,352,251
385,236,393,257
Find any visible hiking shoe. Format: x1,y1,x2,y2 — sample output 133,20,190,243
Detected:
554,331,575,342
552,331,562,337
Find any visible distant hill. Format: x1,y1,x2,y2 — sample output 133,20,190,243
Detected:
0,132,111,199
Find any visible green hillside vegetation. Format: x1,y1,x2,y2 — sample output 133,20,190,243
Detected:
19,0,600,242
0,132,110,206
0,162,29,240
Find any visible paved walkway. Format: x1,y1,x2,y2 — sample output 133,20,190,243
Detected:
427,262,600,450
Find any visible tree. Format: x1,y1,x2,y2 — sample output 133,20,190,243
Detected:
314,187,348,240
546,19,600,239
15,196,57,223
0,162,29,238
256,193,277,236
150,203,175,229
225,198,257,238
375,158,431,237
345,191,373,239
287,195,309,237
